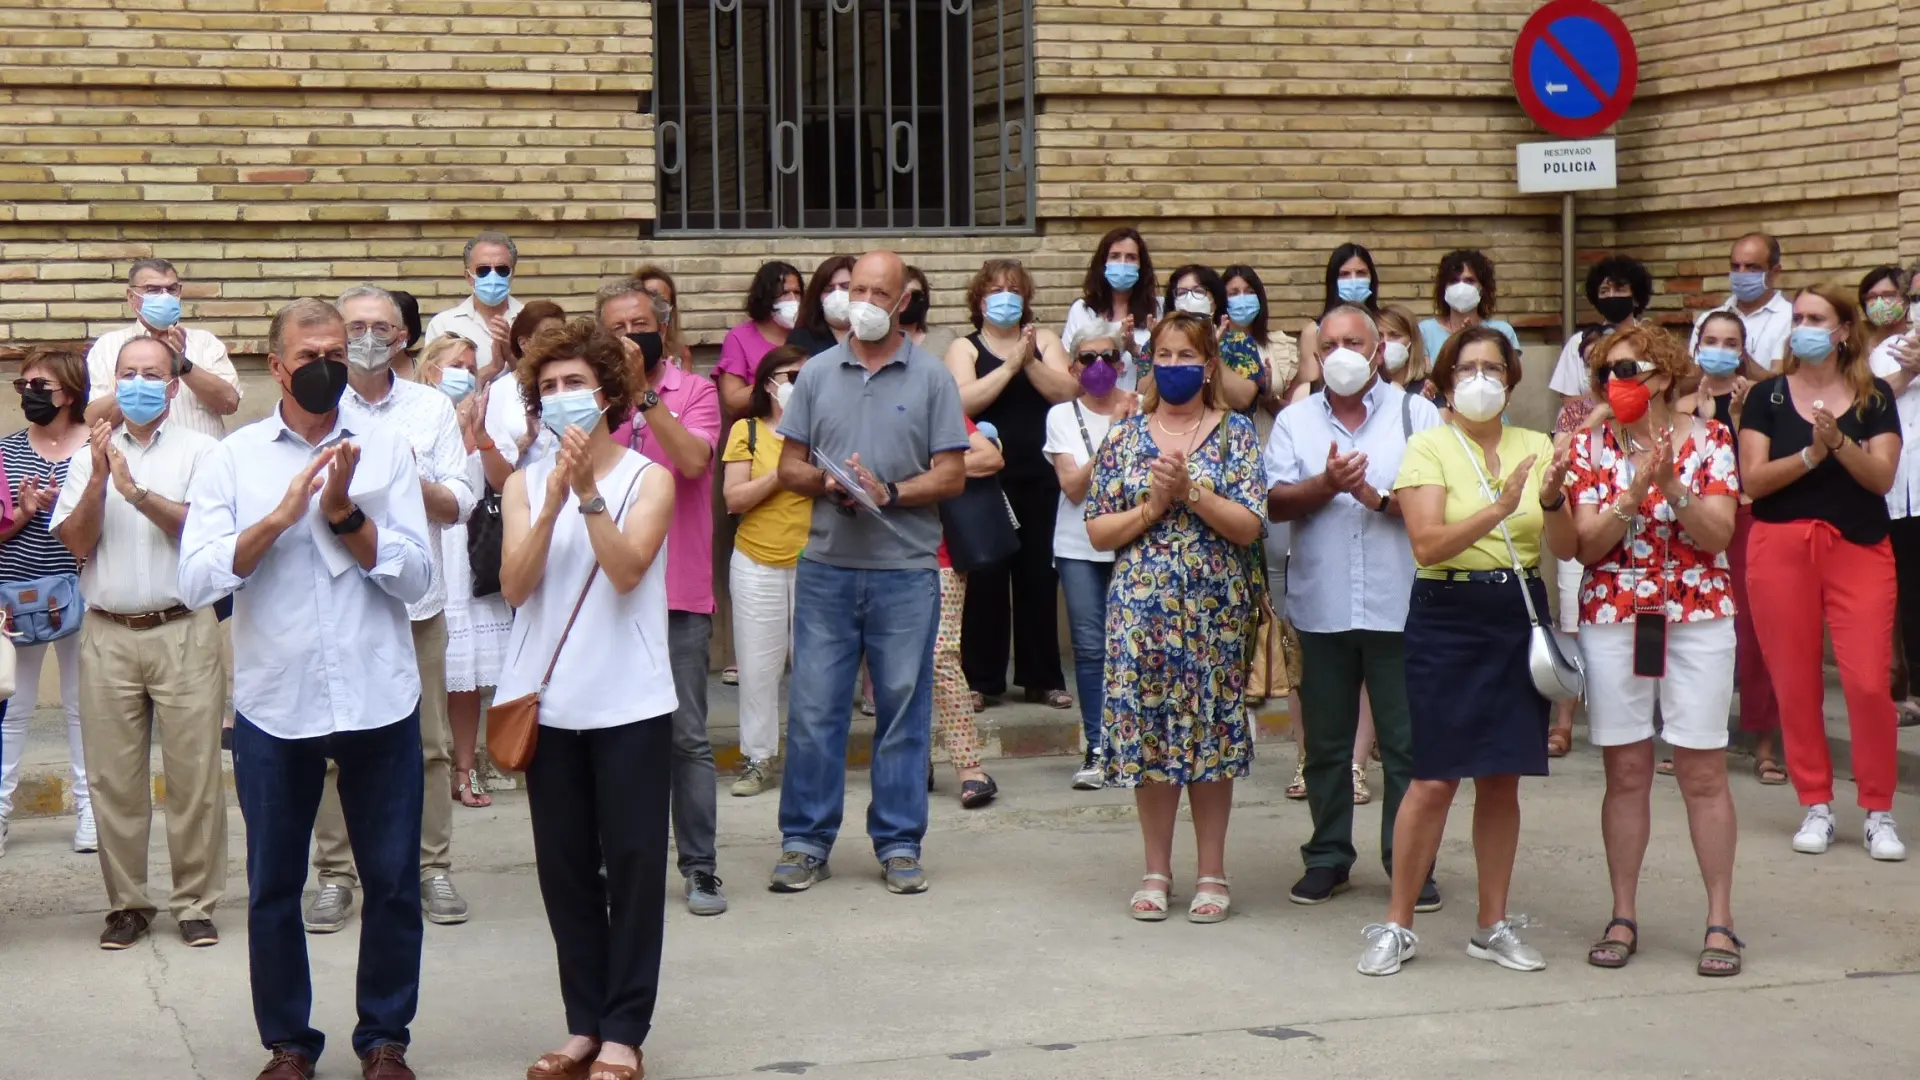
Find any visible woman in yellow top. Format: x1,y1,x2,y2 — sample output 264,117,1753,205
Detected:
722,344,813,796
1358,325,1577,977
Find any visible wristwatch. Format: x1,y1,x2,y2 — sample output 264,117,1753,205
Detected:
1670,491,1692,510
129,484,150,506
637,390,662,413
578,495,608,515
884,481,900,507
1373,488,1391,513
178,357,194,376
327,505,366,535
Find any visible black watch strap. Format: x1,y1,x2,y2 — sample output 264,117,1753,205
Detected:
1375,489,1391,512
327,505,367,535
886,481,900,507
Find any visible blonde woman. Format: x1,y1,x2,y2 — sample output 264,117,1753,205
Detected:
1377,306,1435,401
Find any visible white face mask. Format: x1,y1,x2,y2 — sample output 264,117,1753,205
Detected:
772,299,800,329
1174,291,1214,317
847,299,895,342
1451,372,1507,422
1444,282,1482,314
346,331,392,374
1321,347,1374,397
1382,340,1411,372
773,381,795,409
821,288,852,326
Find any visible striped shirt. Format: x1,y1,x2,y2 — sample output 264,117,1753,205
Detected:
0,430,81,583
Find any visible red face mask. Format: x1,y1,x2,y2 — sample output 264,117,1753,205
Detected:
1607,376,1652,425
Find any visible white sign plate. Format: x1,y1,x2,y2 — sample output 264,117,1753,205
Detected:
1516,139,1617,194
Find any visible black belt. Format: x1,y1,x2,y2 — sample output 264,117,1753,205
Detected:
1414,568,1542,584
90,605,194,631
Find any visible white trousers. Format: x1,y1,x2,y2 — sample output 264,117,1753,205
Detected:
0,635,86,820
729,550,796,763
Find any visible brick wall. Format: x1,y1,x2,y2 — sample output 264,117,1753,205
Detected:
0,0,1912,370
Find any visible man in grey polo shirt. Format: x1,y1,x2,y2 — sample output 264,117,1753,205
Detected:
1264,303,1444,912
770,249,968,896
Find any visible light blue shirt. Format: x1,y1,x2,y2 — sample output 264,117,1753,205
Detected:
178,406,433,739
1418,317,1519,362
1263,379,1440,634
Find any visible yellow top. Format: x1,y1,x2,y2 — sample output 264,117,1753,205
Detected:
723,417,812,568
1393,422,1555,571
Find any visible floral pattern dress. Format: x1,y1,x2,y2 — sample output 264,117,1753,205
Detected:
1089,412,1266,786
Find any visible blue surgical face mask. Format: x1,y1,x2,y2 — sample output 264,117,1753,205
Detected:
1789,326,1835,364
140,293,181,329
1225,294,1261,326
1729,271,1770,305
115,376,170,425
439,366,476,403
539,388,605,436
1154,364,1206,405
1696,346,1741,377
1336,278,1373,304
473,270,512,307
984,291,1024,329
1104,261,1140,291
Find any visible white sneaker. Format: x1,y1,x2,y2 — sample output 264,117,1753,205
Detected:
1792,804,1835,854
0,817,9,858
73,803,98,854
1865,812,1908,862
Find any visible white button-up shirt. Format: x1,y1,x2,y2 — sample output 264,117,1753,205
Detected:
1263,380,1440,634
1689,291,1793,371
422,295,524,374
49,420,219,615
342,374,476,621
1869,334,1920,519
85,324,243,440
178,406,433,740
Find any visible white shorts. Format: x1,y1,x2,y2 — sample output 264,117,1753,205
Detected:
1555,557,1584,634
1580,618,1736,750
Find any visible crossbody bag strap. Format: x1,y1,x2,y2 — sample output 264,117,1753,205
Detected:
1446,424,1546,629
537,465,645,692
1072,401,1096,458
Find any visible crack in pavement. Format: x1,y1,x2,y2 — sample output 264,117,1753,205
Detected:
143,934,210,1080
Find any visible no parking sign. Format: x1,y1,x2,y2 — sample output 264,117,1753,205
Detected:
1512,0,1638,140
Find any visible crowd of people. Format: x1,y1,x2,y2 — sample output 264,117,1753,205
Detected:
0,224,1916,1080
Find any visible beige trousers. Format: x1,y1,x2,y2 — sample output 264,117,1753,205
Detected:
77,608,228,921
313,613,452,886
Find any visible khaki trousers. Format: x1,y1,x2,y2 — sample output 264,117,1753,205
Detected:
313,612,451,886
77,608,228,921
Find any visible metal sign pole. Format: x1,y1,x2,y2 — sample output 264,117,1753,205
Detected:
1562,192,1576,339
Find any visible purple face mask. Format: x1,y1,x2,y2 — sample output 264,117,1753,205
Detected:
1078,358,1119,397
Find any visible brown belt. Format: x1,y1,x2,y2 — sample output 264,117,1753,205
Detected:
90,605,194,631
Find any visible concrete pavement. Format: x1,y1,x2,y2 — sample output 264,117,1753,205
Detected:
1,749,1917,1079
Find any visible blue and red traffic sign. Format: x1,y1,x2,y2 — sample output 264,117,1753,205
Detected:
1513,0,1638,139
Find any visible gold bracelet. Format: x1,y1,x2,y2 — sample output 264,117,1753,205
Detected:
1139,503,1153,530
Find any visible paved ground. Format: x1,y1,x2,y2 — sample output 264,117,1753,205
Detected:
2,748,1917,1079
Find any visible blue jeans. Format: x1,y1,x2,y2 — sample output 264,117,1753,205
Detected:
778,561,939,864
1056,557,1113,752
232,710,424,1064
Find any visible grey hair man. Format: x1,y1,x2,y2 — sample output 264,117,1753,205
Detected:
83,257,243,438
423,230,524,377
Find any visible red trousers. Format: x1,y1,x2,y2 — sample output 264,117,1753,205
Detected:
1726,506,1780,735
1744,519,1898,811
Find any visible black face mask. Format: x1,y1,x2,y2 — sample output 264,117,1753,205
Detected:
627,331,665,371
289,358,349,415
1595,296,1637,325
19,387,61,427
901,292,930,327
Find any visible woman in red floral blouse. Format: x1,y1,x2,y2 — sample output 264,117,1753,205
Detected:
1566,325,1745,977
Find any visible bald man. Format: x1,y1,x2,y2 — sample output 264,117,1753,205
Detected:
769,249,969,895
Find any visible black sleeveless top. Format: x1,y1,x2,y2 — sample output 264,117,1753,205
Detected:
969,331,1055,485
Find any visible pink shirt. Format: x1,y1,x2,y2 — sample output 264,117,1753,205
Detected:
610,364,722,614
716,320,782,383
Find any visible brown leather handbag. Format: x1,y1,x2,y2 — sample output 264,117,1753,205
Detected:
486,470,641,772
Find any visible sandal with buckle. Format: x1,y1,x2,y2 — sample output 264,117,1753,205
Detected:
1130,873,1172,921
1188,876,1231,923
1698,925,1744,977
1587,917,1638,968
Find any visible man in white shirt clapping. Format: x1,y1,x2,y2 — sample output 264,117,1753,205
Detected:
83,257,243,440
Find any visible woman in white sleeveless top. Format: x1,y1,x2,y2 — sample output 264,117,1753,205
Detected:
498,320,676,1080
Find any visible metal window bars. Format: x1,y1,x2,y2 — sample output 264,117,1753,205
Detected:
653,0,1034,235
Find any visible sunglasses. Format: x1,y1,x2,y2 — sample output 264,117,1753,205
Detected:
1597,359,1655,383
769,370,801,385
12,378,58,395
473,265,513,279
1076,350,1121,366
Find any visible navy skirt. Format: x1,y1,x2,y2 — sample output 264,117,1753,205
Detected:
1404,575,1551,781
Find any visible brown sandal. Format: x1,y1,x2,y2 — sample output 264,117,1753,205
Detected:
527,1051,594,1080
1698,926,1744,977
1754,757,1788,786
587,1055,642,1080
1586,917,1637,969
1546,729,1572,758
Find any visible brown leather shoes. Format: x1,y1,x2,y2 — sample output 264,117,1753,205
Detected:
99,910,150,950
256,1048,315,1080
362,1043,415,1080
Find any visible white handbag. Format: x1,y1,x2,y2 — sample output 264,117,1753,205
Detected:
0,628,17,700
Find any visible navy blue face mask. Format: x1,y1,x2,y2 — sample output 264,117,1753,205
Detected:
1154,364,1206,405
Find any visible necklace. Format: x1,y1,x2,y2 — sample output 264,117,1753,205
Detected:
1153,413,1202,437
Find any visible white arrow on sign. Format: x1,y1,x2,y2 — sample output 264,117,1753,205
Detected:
1545,82,1568,95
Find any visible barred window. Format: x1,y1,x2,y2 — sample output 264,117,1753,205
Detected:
653,0,1033,235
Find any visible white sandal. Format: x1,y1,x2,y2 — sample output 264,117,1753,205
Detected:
1189,876,1231,923
1130,873,1172,921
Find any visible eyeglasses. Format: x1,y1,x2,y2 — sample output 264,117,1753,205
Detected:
1455,363,1508,379
13,378,58,395
347,321,399,341
1174,287,1210,299
1597,358,1654,383
472,265,513,279
770,370,801,384
1076,350,1121,366
133,284,183,297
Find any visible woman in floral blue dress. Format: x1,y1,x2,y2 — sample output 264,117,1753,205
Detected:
1086,313,1266,924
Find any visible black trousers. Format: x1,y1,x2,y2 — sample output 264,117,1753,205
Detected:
1890,517,1920,698
526,716,673,1048
961,473,1065,695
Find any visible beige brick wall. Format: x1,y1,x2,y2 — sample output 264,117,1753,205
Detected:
0,0,1912,369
